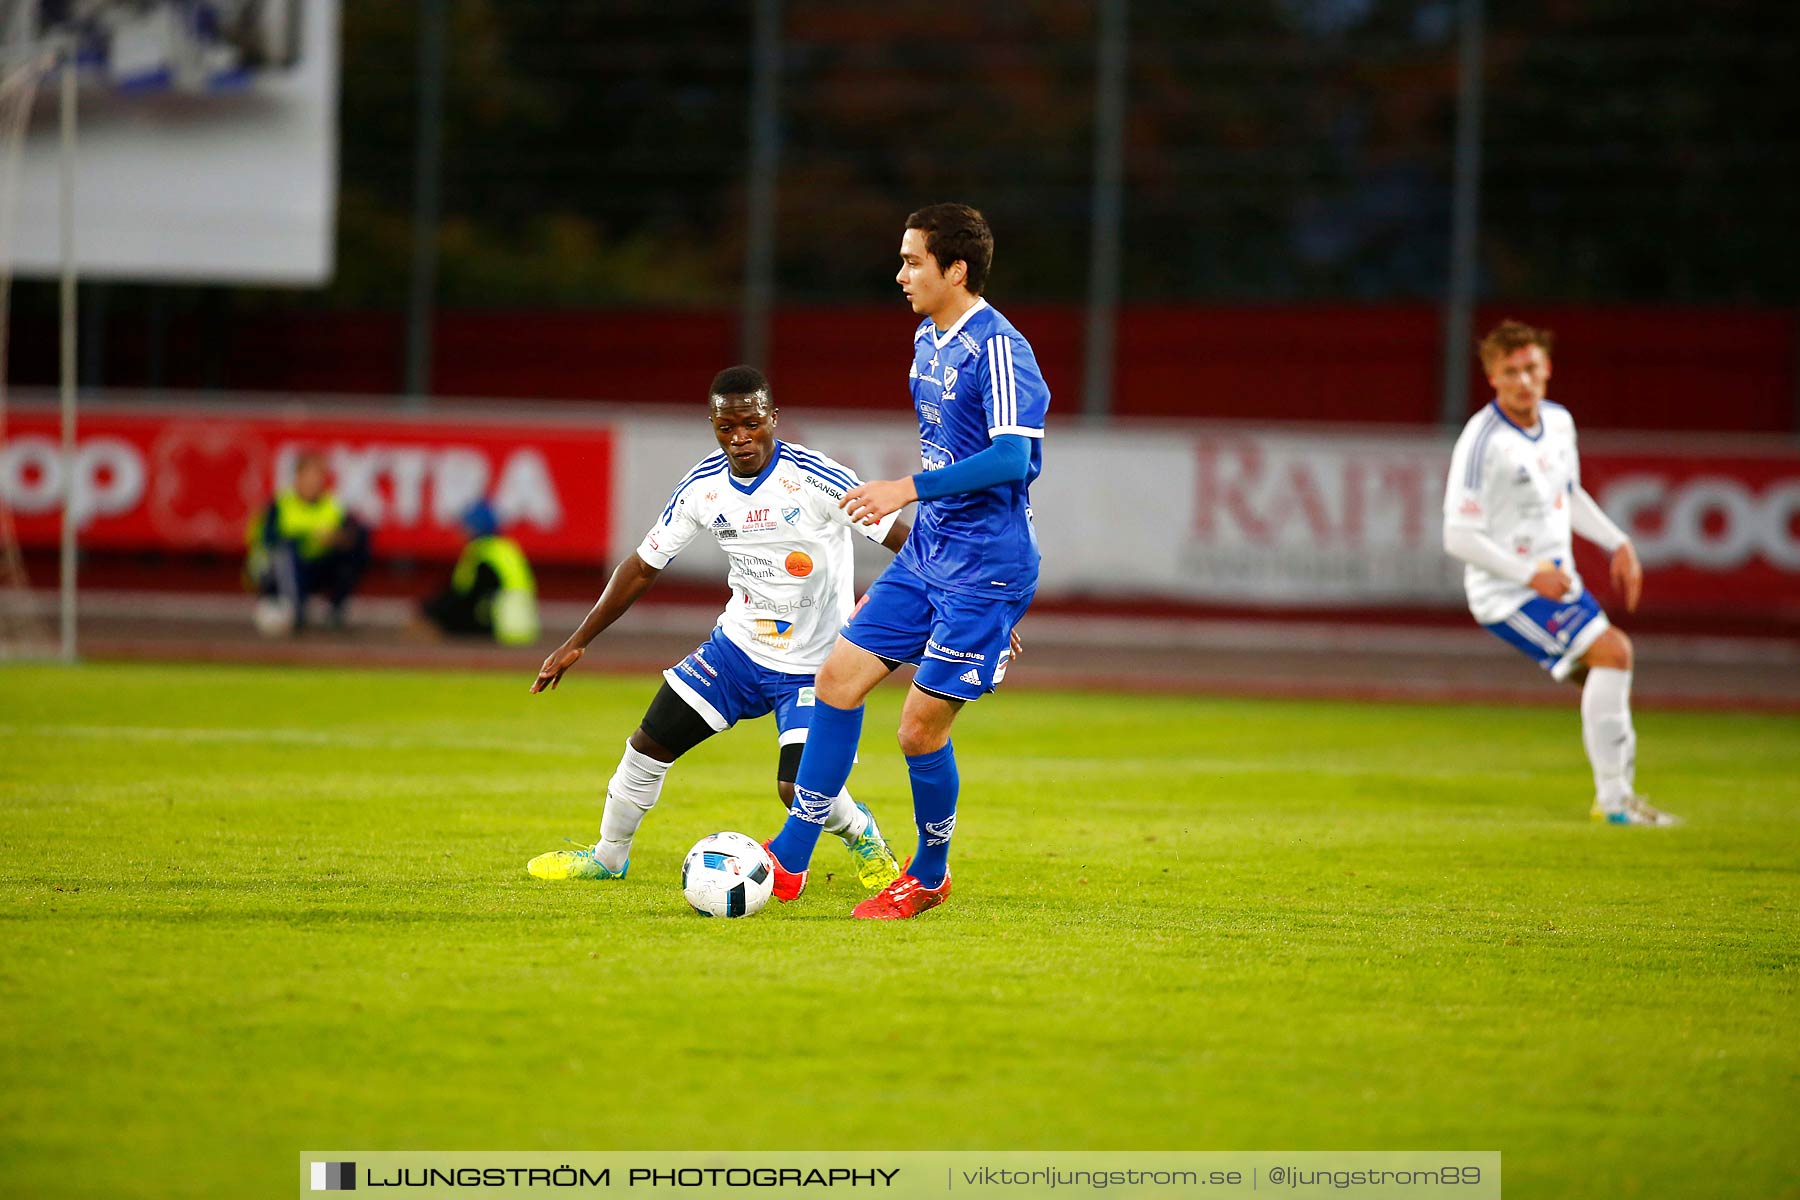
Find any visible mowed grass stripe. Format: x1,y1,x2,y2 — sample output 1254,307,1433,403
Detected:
4,721,1569,782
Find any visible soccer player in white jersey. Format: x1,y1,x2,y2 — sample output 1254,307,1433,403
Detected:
1443,320,1677,826
762,203,1050,918
524,366,911,885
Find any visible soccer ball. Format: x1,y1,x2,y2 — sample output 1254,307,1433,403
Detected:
681,832,774,918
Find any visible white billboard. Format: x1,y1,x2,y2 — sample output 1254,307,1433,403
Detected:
6,0,337,284
611,413,1469,606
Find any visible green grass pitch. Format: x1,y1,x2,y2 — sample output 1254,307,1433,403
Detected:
2,662,1795,1199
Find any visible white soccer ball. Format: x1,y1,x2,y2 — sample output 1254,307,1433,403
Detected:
681,832,774,918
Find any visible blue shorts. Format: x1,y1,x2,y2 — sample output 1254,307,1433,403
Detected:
841,560,1035,702
1483,590,1612,681
662,628,819,746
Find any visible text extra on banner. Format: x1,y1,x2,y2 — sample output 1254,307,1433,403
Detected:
1,406,614,565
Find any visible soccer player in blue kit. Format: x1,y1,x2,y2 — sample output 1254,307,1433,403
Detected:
762,203,1049,919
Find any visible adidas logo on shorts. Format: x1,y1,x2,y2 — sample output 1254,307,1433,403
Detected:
959,668,982,687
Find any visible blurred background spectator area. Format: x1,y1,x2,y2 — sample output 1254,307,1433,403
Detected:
5,0,1797,431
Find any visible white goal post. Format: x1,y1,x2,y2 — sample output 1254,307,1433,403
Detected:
0,21,76,662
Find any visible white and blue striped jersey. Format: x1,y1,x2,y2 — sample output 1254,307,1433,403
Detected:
636,441,900,673
1444,400,1585,625
898,297,1048,599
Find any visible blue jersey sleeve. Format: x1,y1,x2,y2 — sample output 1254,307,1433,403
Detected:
981,330,1049,439
912,435,1031,501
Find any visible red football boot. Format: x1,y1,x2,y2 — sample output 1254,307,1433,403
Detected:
851,871,951,920
762,840,808,902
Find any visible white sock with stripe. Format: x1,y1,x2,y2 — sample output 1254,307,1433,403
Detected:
1581,667,1637,810
596,741,671,871
820,789,869,844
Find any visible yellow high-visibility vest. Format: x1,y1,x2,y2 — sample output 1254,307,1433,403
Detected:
249,491,347,561
453,535,540,645
276,491,347,560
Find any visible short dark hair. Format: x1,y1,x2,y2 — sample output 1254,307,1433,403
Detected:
1479,319,1555,367
708,365,771,402
905,203,993,295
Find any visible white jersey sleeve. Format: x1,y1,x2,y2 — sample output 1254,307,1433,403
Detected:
795,447,900,546
1571,486,1629,554
1563,421,1630,553
1444,409,1500,534
636,453,725,569
1440,408,1540,626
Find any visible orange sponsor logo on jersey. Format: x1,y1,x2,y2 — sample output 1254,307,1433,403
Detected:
785,551,814,578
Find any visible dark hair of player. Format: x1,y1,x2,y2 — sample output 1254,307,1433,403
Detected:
905,203,994,296
1479,319,1555,367
709,365,771,404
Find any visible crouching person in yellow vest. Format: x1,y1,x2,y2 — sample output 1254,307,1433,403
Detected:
420,499,540,645
246,449,371,635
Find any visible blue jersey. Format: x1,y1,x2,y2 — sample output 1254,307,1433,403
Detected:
896,298,1048,599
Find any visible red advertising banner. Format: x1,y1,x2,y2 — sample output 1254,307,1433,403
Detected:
1175,431,1800,616
1157,427,1798,619
4,404,1794,619
1,406,614,564
1581,448,1800,617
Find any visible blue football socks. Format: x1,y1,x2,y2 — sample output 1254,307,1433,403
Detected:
904,742,959,888
768,700,863,871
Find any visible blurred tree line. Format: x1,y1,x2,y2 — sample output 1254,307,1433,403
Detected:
335,0,1800,308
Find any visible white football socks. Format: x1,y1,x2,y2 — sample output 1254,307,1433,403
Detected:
1581,667,1637,810
821,788,869,845
596,741,672,871
596,745,869,870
